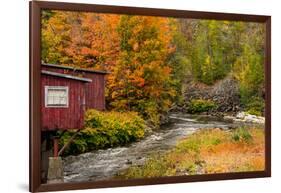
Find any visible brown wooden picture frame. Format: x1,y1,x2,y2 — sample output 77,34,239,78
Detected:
30,1,271,192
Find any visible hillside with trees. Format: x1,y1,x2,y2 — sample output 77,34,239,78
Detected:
41,10,265,127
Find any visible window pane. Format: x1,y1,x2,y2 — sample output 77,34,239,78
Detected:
46,87,68,107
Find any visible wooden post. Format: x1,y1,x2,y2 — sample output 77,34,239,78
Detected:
47,134,64,183
53,137,59,157
58,129,81,156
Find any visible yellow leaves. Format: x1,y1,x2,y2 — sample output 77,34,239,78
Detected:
80,47,98,56
82,127,98,135
127,67,146,87
133,42,139,51
135,77,145,87
163,66,172,75
111,91,119,100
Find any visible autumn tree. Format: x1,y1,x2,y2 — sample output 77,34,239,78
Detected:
41,11,120,70
106,15,176,126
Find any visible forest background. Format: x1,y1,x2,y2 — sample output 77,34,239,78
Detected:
41,10,265,127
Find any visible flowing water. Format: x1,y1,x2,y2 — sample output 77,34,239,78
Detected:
63,113,261,182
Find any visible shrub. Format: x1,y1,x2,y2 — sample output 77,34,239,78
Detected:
246,109,261,116
60,110,146,155
232,127,253,143
245,96,264,116
187,99,217,113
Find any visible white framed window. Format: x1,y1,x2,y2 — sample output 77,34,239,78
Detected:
45,86,69,108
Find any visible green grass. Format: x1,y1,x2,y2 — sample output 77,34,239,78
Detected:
117,127,264,179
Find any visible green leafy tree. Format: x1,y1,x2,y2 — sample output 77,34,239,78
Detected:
233,23,265,113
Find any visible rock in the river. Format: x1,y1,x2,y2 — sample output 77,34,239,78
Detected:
236,112,246,119
244,114,265,124
125,159,133,165
226,112,265,124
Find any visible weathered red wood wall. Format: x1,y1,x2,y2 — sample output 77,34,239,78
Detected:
84,73,105,110
41,65,106,110
41,75,86,131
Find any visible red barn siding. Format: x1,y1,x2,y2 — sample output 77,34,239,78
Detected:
41,64,107,110
84,73,105,110
41,75,87,131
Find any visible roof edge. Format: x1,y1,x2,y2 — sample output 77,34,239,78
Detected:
42,63,110,74
41,70,92,82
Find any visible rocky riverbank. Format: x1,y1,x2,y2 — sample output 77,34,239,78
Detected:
172,76,265,119
183,77,241,112
224,112,265,124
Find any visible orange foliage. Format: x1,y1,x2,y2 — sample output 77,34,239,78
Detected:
199,129,265,173
42,11,177,125
42,11,120,70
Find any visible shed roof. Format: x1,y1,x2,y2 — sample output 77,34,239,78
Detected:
41,70,92,82
42,63,110,74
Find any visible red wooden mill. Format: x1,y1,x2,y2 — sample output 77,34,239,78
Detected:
40,63,108,178
41,63,107,131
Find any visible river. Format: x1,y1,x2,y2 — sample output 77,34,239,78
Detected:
63,113,262,182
